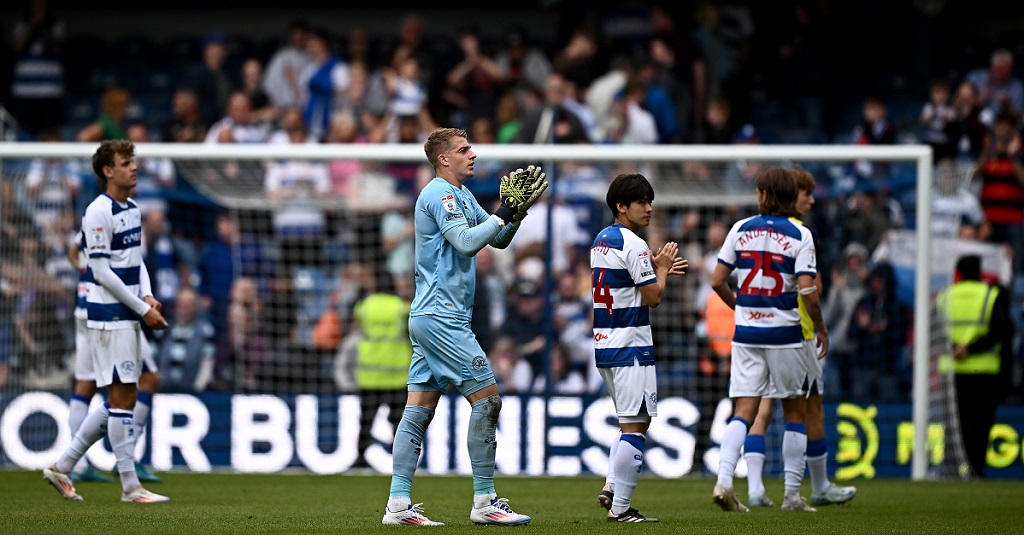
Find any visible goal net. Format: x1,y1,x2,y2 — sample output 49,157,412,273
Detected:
0,141,979,480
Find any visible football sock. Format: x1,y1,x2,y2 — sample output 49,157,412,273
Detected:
69,394,91,474
133,390,153,447
388,405,433,500
108,408,140,493
468,395,500,498
744,434,767,497
782,422,808,496
717,417,750,488
807,438,830,494
56,404,108,474
605,430,621,489
610,433,645,516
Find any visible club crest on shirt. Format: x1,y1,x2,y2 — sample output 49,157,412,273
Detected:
440,194,458,213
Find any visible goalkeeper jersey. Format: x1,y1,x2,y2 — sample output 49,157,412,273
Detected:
410,177,492,322
717,214,816,348
591,223,657,368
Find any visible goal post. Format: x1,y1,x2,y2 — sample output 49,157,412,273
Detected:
0,141,937,479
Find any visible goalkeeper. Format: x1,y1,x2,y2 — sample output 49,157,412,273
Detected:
380,127,546,526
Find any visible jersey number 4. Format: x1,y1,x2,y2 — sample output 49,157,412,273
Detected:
594,269,614,315
739,251,784,297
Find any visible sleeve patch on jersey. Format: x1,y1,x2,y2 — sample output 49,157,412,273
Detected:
637,250,651,270
440,194,458,213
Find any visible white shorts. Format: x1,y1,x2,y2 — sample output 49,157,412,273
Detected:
766,340,823,399
74,317,94,381
598,364,658,421
140,335,158,375
88,325,143,388
729,344,814,399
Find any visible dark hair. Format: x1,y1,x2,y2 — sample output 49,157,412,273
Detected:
606,173,655,218
423,127,468,169
956,255,982,281
787,167,816,217
755,167,797,216
91,139,135,190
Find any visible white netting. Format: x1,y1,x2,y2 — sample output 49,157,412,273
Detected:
1,142,957,478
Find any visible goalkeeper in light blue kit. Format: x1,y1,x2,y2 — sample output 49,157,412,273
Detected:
381,127,547,526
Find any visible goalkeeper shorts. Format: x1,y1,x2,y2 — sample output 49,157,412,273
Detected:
407,314,495,395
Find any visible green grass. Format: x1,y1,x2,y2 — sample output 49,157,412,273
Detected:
2,471,1023,534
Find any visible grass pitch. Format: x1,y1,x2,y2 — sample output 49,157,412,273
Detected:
2,470,1022,534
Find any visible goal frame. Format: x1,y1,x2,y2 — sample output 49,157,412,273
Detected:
0,141,934,480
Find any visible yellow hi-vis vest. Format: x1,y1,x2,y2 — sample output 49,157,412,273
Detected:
355,293,413,389
938,280,1002,375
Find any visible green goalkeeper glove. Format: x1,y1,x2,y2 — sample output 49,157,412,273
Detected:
513,166,548,221
496,165,541,223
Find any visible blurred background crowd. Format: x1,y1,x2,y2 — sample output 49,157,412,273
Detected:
1,0,1023,408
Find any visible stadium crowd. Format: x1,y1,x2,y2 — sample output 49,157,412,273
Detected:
0,0,1021,408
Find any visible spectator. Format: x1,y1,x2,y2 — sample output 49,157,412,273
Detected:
262,20,313,111
345,27,372,72
381,204,414,279
509,194,589,275
695,274,734,464
126,123,175,214
649,7,707,141
942,81,988,164
190,31,235,124
300,27,351,142
975,111,1024,269
160,88,209,143
141,206,190,322
494,24,551,93
932,158,987,240
23,127,81,231
76,87,134,142
472,246,508,355
386,54,427,118
606,73,655,143
843,184,891,254
691,0,755,124
12,235,69,390
325,111,367,197
501,276,547,379
204,91,271,144
489,335,533,394
267,106,313,144
199,213,269,338
155,287,216,392
965,48,1024,124
919,79,956,161
515,72,590,144
552,28,600,90
240,58,275,123
847,262,911,402
443,25,504,128
265,119,331,272
9,0,66,137
223,276,271,391
695,96,738,144
823,242,869,401
494,91,522,144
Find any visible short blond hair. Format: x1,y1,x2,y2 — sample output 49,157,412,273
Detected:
423,127,467,170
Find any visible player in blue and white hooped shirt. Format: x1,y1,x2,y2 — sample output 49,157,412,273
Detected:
43,140,170,504
710,167,829,513
382,128,546,527
67,229,164,485
591,173,687,523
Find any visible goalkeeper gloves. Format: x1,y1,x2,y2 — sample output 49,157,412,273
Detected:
497,165,548,223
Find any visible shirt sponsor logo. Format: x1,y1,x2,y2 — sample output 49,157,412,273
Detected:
440,194,458,213
594,332,609,343
122,230,141,245
444,213,464,222
746,311,776,321
640,270,654,277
